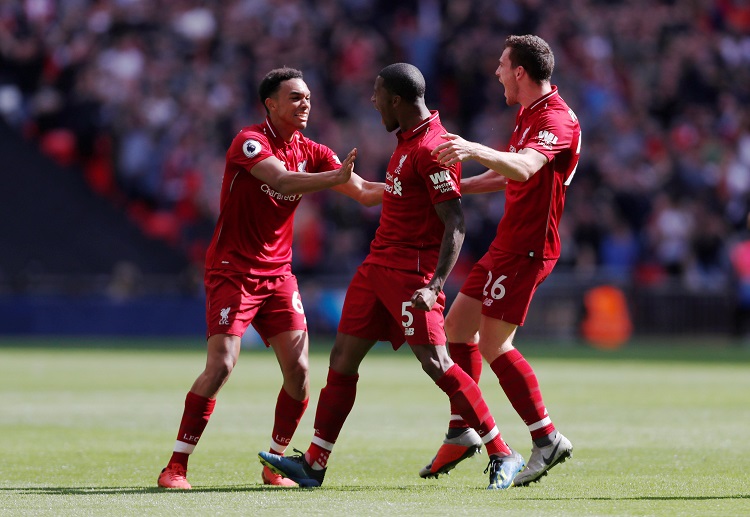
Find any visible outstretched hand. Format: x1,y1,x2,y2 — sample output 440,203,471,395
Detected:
336,148,357,184
432,133,473,166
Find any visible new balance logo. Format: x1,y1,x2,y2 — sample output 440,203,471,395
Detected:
483,298,493,306
219,307,231,325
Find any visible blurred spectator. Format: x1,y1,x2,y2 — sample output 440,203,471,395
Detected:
0,0,748,291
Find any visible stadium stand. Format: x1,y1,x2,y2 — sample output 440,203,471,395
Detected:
0,0,748,338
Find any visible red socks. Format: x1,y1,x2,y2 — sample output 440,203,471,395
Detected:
168,388,309,470
169,391,216,468
490,349,555,440
270,388,308,454
436,364,510,457
447,342,482,429
306,368,359,469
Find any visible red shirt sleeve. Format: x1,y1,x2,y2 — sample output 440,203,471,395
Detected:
227,129,275,173
414,140,461,204
523,110,576,162
304,138,342,173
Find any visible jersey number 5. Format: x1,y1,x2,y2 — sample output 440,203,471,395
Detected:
401,301,414,328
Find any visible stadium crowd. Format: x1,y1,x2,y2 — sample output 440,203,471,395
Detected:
1,0,749,295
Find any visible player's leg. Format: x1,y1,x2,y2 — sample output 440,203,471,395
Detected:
419,292,485,477
258,332,376,487
158,333,241,489
420,257,487,478
306,333,375,466
252,275,312,485
478,316,572,486
444,292,484,417
262,329,310,486
411,343,524,489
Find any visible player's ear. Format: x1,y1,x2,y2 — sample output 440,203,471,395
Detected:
264,96,276,113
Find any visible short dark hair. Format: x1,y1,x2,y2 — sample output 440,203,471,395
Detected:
259,67,304,110
378,63,425,103
504,35,554,84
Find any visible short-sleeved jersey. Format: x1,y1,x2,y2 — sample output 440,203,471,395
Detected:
204,118,341,276
364,111,461,275
493,86,581,259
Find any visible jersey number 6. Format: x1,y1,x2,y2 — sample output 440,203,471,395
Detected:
483,273,507,300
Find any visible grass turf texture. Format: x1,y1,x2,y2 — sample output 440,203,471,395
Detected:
1,338,748,516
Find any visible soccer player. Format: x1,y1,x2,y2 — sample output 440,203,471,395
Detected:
157,67,384,489
258,62,525,490
417,35,581,486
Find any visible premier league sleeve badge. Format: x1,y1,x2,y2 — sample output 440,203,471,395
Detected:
242,139,262,158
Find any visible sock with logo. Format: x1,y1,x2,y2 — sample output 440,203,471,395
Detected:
447,342,483,430
490,349,556,441
269,387,308,455
435,364,511,456
305,368,359,470
168,391,216,468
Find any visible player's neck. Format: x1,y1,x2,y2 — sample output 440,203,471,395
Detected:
520,82,552,109
398,105,432,133
268,116,299,143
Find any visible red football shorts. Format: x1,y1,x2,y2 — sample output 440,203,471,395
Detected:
204,269,307,345
338,263,447,350
459,249,557,326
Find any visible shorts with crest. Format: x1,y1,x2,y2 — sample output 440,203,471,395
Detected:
459,249,557,326
205,269,307,346
337,263,447,350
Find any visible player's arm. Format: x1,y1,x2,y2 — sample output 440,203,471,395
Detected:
461,169,508,194
331,172,385,207
250,148,357,195
411,198,465,311
433,133,548,182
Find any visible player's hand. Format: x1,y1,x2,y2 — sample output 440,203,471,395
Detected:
336,148,357,184
410,286,438,311
432,133,473,166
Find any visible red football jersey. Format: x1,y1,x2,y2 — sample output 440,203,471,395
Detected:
204,118,341,276
492,86,581,259
364,111,461,275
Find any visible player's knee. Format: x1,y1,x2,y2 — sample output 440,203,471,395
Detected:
444,314,476,343
328,343,357,375
283,360,309,387
444,313,459,340
207,356,234,381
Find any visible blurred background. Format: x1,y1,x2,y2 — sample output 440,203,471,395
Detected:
0,0,748,346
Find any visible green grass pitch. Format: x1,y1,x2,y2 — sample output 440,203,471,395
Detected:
1,337,749,516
